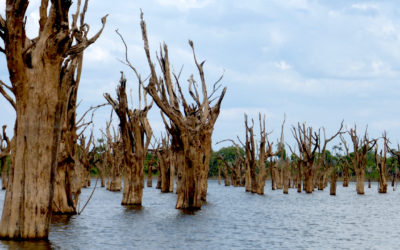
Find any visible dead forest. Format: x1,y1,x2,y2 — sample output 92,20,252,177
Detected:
0,0,400,241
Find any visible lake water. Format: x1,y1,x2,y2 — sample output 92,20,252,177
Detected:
0,180,399,249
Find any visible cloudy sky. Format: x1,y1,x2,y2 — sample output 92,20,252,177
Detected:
1,0,400,151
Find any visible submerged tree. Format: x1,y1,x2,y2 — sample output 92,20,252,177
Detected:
292,123,319,193
347,126,376,195
0,0,106,239
105,72,153,205
136,14,226,209
375,143,387,194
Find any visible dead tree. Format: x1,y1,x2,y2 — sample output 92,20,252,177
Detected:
0,126,11,190
218,155,232,186
0,0,106,239
105,73,153,205
257,114,281,194
347,126,376,195
53,102,103,214
315,122,343,190
340,135,353,187
292,123,319,193
78,133,94,188
329,163,338,195
217,139,245,187
375,143,387,194
156,138,173,193
287,144,303,193
138,14,226,209
147,155,157,188
243,115,257,193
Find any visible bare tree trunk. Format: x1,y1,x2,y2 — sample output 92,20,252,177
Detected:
105,74,152,206
356,169,365,195
318,174,324,190
245,161,251,192
0,157,7,190
304,163,314,193
297,162,302,193
271,164,276,190
343,166,349,187
0,2,106,238
223,167,231,186
330,169,337,195
283,161,289,194
376,146,387,193
169,161,175,192
52,164,80,214
156,164,162,189
368,178,371,188
147,166,153,188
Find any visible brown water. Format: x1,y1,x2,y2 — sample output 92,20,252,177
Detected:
0,180,399,249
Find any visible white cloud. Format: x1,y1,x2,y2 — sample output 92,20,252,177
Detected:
85,46,113,63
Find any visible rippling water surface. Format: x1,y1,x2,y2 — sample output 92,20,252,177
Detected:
0,180,399,249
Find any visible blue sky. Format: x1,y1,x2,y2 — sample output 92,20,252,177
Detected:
1,0,400,151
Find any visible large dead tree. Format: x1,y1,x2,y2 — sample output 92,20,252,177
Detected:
0,126,11,190
292,123,319,193
138,14,226,209
0,0,106,239
257,114,280,194
105,73,153,205
347,126,376,195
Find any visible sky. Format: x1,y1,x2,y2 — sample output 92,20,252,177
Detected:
1,0,400,152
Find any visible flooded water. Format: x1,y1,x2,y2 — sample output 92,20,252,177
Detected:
0,180,399,249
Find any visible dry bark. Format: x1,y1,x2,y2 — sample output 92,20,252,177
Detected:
330,166,337,196
292,123,319,193
0,126,11,190
282,159,290,194
218,155,232,186
256,114,280,194
315,122,343,191
346,126,376,195
0,0,106,239
105,73,153,205
384,139,400,190
376,137,388,193
139,13,226,209
156,138,174,193
217,139,245,187
147,157,157,188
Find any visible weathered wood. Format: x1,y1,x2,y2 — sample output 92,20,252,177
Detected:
140,13,226,209
0,0,106,239
0,126,11,190
105,73,153,205
346,126,376,195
